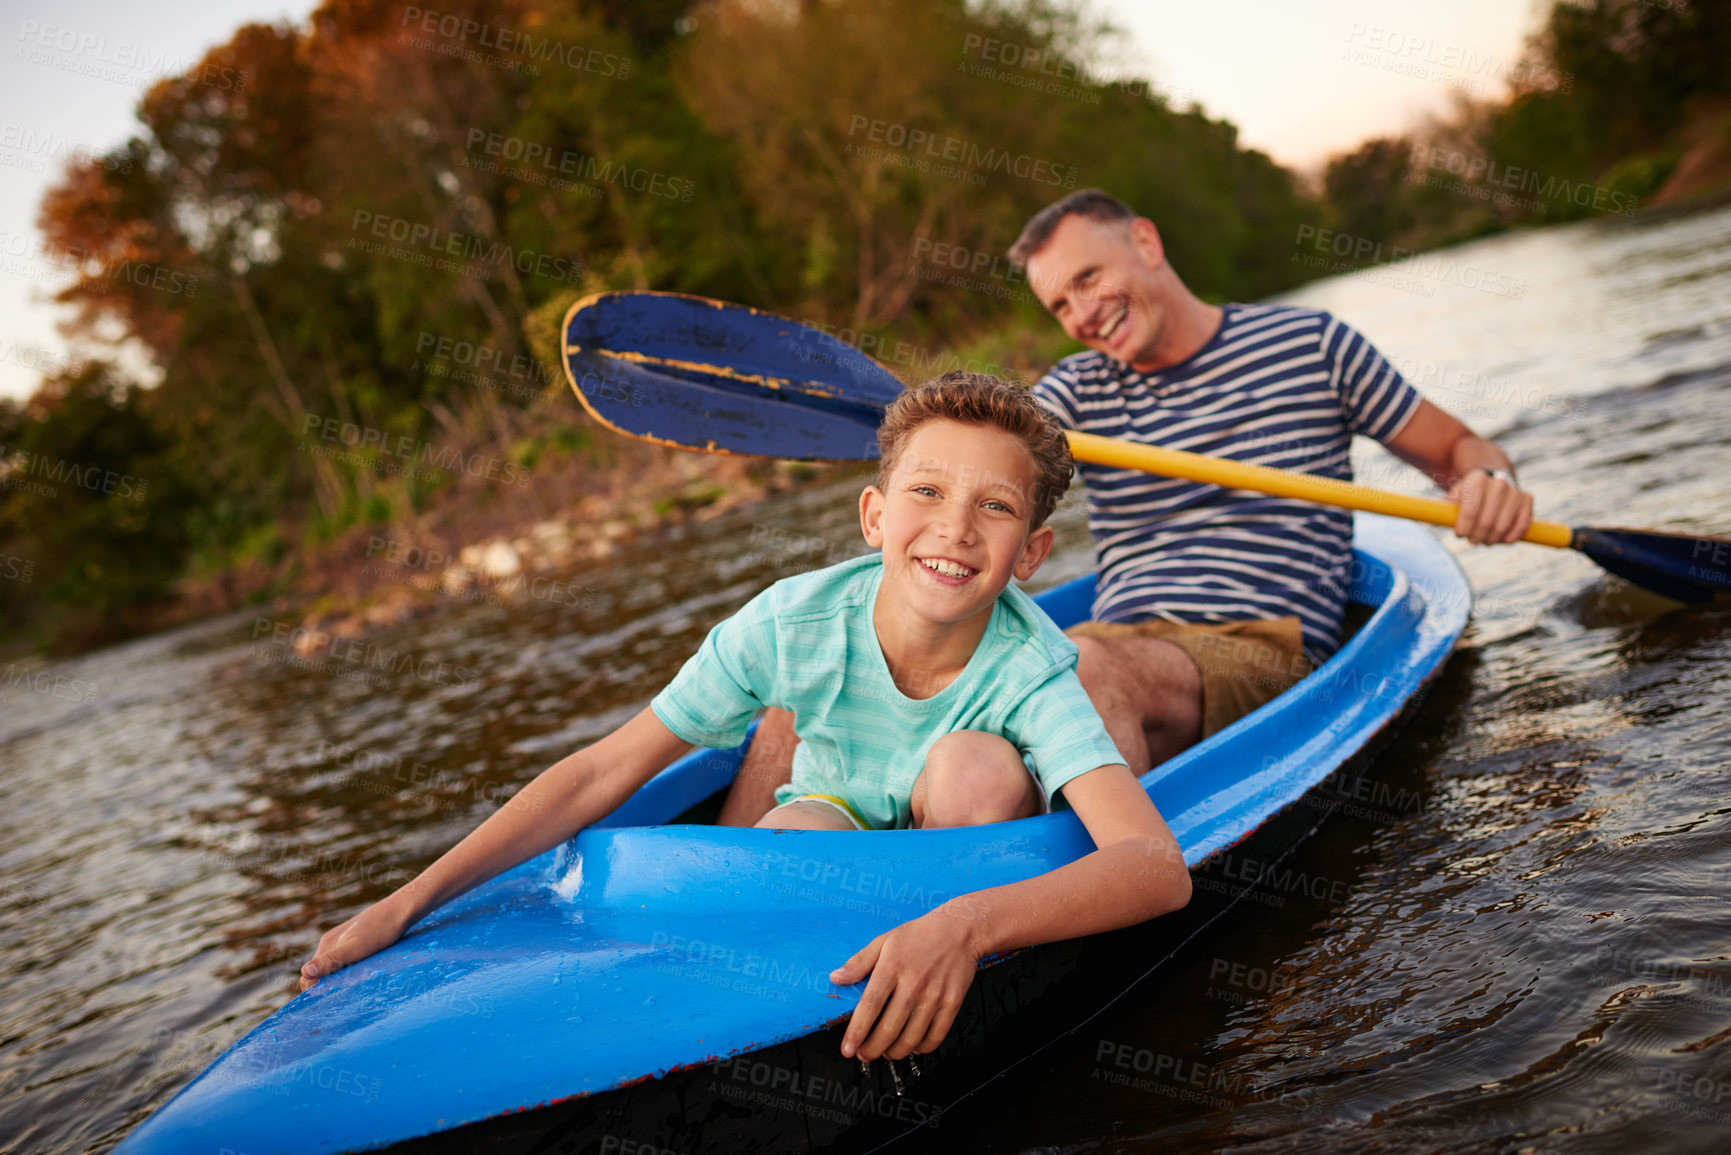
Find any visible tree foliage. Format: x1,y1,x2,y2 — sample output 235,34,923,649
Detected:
0,0,1367,650
1318,0,1731,263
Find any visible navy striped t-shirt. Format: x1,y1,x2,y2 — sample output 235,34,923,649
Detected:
1033,303,1422,661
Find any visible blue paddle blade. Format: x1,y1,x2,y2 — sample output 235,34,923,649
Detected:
563,292,901,460
1572,526,1731,603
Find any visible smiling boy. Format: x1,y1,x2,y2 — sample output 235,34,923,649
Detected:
302,372,1190,1063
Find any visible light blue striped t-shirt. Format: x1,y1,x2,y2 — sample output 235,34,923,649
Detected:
651,554,1127,830
1034,303,1422,661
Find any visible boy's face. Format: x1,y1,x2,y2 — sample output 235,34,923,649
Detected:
860,418,1054,627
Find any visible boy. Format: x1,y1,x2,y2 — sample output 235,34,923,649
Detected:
301,372,1191,1063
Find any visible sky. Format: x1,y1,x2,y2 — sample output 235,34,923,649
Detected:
0,0,1552,403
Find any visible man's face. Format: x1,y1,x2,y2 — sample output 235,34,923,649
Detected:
1026,215,1169,370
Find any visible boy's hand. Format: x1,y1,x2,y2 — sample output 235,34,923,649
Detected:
299,899,414,992
831,901,983,1061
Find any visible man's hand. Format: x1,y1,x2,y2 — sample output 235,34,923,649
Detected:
1447,468,1534,545
831,901,983,1061
1386,399,1533,545
299,898,415,992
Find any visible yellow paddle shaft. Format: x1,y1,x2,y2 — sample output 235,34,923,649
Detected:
1065,431,1574,549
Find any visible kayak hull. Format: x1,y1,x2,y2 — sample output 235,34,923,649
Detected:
118,513,1469,1154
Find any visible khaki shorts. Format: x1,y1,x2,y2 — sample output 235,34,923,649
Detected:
1067,616,1314,738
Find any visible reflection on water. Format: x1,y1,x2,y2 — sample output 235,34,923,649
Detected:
3,199,1731,1154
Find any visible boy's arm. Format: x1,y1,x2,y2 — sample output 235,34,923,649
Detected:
300,707,692,990
831,764,1189,1061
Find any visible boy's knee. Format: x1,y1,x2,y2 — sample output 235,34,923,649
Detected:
919,732,1036,827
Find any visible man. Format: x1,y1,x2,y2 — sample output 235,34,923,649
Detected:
717,188,1531,824
1005,188,1534,773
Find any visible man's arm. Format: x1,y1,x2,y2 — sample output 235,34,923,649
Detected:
300,707,692,989
1384,398,1535,545
830,765,1189,1060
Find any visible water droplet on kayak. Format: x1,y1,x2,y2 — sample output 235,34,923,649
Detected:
644,995,656,1007
567,1015,584,1024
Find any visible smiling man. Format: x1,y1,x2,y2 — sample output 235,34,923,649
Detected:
1012,189,1533,770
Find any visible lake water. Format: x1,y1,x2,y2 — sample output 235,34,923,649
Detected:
3,197,1729,1154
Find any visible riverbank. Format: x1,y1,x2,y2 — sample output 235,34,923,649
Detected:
170,438,853,660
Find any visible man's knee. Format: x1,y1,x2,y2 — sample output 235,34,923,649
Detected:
1073,634,1199,717
918,732,1038,828
718,709,799,827
740,709,798,781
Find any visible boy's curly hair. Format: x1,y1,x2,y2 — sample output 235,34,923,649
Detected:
876,372,1073,530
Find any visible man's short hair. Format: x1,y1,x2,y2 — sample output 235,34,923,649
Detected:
876,372,1073,530
1008,188,1136,266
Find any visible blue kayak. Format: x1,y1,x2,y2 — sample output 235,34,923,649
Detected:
118,512,1469,1154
